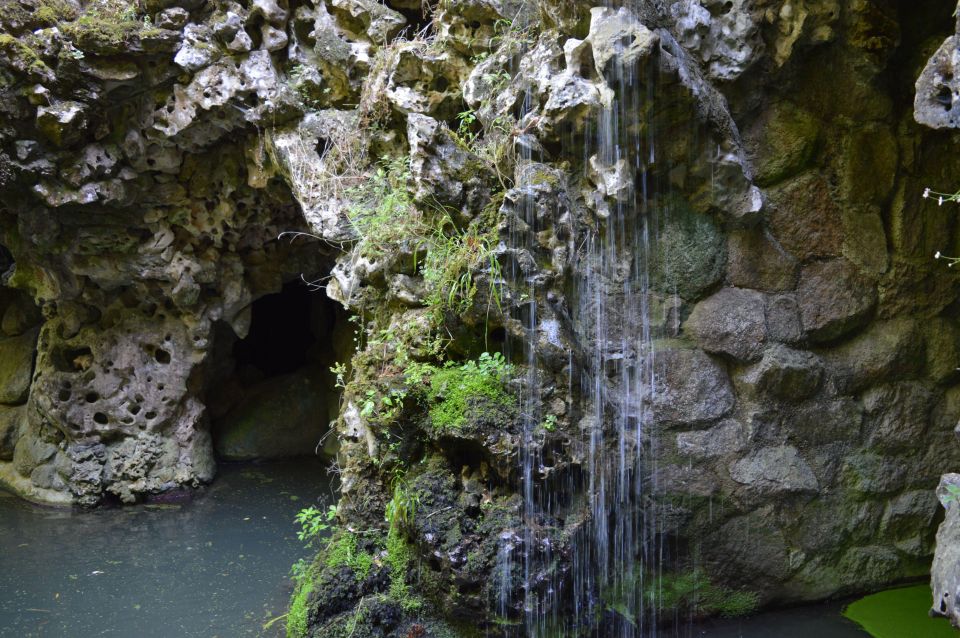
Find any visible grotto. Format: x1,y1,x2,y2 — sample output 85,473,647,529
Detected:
2,0,960,637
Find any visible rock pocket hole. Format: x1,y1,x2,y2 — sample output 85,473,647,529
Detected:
85,392,99,403
154,348,171,364
93,412,109,425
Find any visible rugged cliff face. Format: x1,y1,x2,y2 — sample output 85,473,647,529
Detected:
1,0,959,635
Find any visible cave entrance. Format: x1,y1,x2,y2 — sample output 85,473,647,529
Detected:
208,280,350,462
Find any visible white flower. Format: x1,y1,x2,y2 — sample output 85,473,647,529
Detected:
939,196,944,206
936,251,942,259
924,188,931,198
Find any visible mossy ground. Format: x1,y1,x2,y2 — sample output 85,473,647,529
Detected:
843,584,958,638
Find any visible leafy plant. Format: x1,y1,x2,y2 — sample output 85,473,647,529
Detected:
295,504,338,547
385,476,420,533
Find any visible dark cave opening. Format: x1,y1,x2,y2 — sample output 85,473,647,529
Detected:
207,279,351,461
232,279,319,377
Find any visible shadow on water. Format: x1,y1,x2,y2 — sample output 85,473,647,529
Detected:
689,601,870,638
0,458,335,638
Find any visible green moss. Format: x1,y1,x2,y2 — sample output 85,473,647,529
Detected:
286,580,313,638
843,584,957,638
325,532,375,582
386,526,422,612
406,352,513,432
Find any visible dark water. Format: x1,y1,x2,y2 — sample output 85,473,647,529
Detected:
0,459,336,638
692,602,870,637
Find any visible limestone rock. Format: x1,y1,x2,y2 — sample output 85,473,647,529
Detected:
932,473,960,626
825,318,923,394
36,102,87,148
767,172,843,261
744,101,821,187
730,445,819,494
915,35,960,129
863,382,933,453
685,287,767,362
797,259,877,343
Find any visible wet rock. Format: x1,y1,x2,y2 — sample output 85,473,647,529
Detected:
1,294,41,336
685,287,767,362
651,203,726,300
709,508,789,591
730,445,819,494
587,6,658,76
744,101,821,187
675,419,748,459
824,318,923,394
925,317,960,385
841,206,888,276
739,344,822,401
727,227,800,291
932,473,960,626
214,367,330,461
788,397,862,446
654,348,734,426
797,259,877,343
862,382,933,453
765,293,803,343
0,329,37,405
767,172,843,261
843,452,908,497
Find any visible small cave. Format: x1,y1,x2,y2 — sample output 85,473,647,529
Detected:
206,279,352,462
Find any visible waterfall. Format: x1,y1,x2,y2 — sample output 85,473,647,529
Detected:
494,2,714,635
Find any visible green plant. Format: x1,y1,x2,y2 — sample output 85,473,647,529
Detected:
421,214,503,323
405,352,513,432
541,414,557,432
295,504,338,547
385,476,420,533
386,525,422,612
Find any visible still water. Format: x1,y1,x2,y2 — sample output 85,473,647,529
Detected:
0,459,335,637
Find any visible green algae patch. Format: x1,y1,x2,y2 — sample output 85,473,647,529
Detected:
843,584,958,637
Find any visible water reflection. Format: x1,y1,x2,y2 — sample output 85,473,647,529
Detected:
0,459,335,637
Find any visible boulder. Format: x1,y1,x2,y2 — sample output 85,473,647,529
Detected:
863,382,933,453
797,259,877,343
823,318,923,393
767,172,843,261
727,227,800,291
653,348,734,426
743,100,821,187
684,287,767,361
650,203,726,300
0,329,37,405
213,366,331,460
675,419,748,459
729,445,819,494
738,344,822,401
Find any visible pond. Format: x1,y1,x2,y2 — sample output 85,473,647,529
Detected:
0,458,335,637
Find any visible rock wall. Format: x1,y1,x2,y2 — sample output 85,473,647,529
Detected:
0,0,959,634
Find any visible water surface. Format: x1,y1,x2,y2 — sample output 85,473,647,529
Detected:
0,458,335,637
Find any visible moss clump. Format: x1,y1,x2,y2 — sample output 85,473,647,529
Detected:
406,352,513,432
325,532,375,582
286,580,313,638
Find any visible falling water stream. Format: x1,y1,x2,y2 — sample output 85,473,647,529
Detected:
501,2,723,635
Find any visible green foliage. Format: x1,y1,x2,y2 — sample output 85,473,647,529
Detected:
60,0,153,53
541,414,557,432
942,484,960,508
405,352,513,432
385,476,420,533
645,569,759,619
286,581,313,638
295,504,338,547
421,213,503,323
